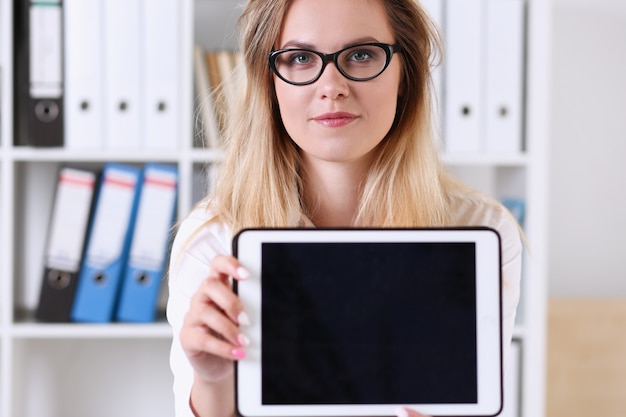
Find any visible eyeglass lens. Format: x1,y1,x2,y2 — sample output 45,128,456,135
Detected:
274,44,389,84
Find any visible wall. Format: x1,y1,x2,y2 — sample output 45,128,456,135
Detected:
548,2,626,415
549,0,626,296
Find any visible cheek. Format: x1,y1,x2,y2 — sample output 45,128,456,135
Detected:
368,83,401,134
274,83,301,133
274,81,288,109
378,87,399,118
380,68,404,129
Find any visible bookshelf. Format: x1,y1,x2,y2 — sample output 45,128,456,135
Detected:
1,0,196,416
0,0,550,417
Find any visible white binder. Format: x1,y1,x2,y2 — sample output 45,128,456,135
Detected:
444,0,485,154
104,0,141,149
485,0,525,155
64,0,103,149
142,0,180,150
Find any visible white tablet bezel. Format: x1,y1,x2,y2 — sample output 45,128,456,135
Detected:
233,228,502,417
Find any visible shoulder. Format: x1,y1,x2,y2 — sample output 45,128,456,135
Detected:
449,192,522,266
169,201,232,296
173,202,231,255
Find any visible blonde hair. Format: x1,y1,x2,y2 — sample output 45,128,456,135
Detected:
206,0,482,233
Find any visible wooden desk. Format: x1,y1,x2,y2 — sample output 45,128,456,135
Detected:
547,298,626,417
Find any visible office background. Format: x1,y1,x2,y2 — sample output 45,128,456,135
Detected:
547,0,626,415
1,0,624,415
549,0,626,297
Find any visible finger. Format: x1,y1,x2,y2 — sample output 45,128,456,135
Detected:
395,407,430,417
198,302,250,348
193,277,249,326
181,322,247,361
209,255,250,282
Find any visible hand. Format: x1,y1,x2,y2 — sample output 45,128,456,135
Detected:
395,407,431,417
179,254,251,384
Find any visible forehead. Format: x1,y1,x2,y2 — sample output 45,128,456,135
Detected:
278,0,394,49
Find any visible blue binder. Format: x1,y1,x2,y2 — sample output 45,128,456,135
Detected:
115,164,178,322
71,163,143,323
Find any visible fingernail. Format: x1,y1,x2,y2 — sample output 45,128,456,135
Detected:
232,348,246,359
238,311,251,327
238,333,250,347
236,266,250,280
395,407,409,417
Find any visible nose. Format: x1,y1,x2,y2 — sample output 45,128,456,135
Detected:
316,61,349,99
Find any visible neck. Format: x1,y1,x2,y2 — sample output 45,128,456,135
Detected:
301,156,372,227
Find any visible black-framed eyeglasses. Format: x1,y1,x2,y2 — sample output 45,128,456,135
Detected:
269,42,399,86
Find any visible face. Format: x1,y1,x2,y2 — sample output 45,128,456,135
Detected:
274,0,402,166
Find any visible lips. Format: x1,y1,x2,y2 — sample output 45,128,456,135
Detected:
313,112,357,127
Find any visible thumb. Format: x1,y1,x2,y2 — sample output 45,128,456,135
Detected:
395,407,430,417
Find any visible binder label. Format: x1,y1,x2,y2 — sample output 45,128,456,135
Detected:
128,168,178,270
85,169,138,268
29,2,63,98
46,168,96,272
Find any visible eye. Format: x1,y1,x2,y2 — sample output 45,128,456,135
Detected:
342,45,386,67
349,49,374,62
284,50,317,66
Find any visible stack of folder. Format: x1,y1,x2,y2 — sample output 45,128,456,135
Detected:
36,163,179,323
14,0,181,149
14,0,525,155
416,0,526,155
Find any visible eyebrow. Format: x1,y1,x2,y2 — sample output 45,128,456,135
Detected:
279,36,383,50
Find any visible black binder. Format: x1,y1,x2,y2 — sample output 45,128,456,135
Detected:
14,0,64,147
36,166,98,322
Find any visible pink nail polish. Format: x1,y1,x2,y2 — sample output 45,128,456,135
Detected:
232,348,246,359
238,333,250,347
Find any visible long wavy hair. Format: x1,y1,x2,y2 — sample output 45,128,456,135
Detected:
206,0,474,233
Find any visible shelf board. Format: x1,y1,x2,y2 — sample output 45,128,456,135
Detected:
8,320,526,341
8,147,181,163
443,153,528,167
5,147,526,167
10,321,173,339
5,146,225,164
187,147,224,163
11,309,173,339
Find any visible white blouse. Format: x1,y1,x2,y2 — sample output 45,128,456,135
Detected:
166,198,522,417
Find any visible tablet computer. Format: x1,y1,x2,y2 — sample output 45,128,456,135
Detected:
233,227,503,417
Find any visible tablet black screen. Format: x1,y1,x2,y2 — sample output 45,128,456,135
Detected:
260,241,477,405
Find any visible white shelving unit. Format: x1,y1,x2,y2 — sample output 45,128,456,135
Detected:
447,1,551,415
0,0,550,416
0,1,197,416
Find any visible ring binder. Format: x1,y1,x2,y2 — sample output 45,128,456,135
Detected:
36,167,98,322
71,163,142,323
14,0,64,147
116,163,179,322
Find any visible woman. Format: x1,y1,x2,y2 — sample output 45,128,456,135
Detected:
167,0,522,416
